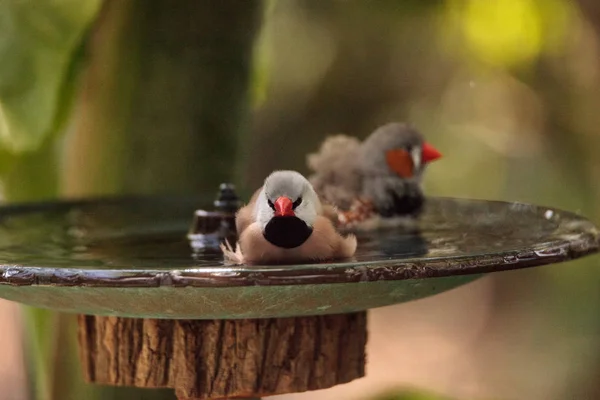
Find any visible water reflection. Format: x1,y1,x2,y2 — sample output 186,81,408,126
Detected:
0,196,594,272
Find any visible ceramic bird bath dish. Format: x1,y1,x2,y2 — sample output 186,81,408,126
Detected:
0,185,597,400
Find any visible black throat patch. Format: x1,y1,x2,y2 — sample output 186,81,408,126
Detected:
263,216,313,249
378,190,425,218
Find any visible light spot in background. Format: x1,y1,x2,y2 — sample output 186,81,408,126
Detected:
463,0,543,67
442,0,574,69
264,1,337,105
439,71,544,158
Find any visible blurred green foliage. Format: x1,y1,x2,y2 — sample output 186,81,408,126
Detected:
0,2,102,399
369,388,457,400
0,0,101,152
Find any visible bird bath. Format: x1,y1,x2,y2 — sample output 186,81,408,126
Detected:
0,188,597,399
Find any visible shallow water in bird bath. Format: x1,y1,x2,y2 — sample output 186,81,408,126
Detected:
0,195,595,319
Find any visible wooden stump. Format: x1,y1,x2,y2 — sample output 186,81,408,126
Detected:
77,313,367,399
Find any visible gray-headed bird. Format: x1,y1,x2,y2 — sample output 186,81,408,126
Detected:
307,122,442,230
221,170,357,265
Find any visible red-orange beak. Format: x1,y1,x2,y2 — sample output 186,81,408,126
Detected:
274,196,295,217
422,142,442,163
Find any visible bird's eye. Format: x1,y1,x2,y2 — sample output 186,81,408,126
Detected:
267,199,275,210
292,197,302,209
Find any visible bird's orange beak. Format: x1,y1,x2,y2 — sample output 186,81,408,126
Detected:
274,196,295,217
422,142,442,163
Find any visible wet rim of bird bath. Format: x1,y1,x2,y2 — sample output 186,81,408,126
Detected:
0,194,596,289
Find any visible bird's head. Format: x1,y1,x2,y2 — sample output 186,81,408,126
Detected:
359,123,442,181
255,170,322,249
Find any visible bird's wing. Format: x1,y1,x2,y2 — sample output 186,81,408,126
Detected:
321,203,340,225
301,216,357,260
306,134,363,211
235,187,262,235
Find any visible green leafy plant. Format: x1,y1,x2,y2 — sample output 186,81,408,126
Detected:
369,388,457,400
0,0,102,153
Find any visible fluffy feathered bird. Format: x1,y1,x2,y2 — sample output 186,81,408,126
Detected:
307,122,442,229
221,170,357,265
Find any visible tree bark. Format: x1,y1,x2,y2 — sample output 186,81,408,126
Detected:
63,0,263,197
78,313,367,400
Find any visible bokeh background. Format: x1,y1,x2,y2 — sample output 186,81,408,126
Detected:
0,1,599,399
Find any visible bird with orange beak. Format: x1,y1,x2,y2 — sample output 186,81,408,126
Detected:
221,170,357,265
307,122,442,230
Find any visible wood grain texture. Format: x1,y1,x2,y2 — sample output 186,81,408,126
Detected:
78,313,367,399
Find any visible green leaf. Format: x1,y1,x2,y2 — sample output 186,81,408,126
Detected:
23,306,58,400
368,388,499,400
249,0,277,108
369,388,458,400
0,0,102,153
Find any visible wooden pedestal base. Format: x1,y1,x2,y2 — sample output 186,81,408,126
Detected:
77,312,367,399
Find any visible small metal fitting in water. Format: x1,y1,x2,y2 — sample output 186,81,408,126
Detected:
188,183,241,250
214,183,242,213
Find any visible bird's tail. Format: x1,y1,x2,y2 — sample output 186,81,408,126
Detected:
306,134,362,210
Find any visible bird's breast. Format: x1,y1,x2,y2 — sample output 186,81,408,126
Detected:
263,216,313,249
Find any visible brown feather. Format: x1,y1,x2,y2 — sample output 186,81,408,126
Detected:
235,188,261,235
